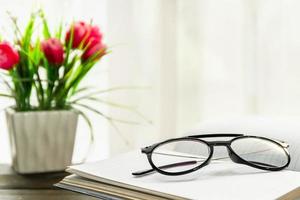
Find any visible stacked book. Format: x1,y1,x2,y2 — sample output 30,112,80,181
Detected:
56,151,300,200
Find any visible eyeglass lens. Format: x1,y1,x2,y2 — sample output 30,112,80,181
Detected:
231,137,288,169
151,140,210,173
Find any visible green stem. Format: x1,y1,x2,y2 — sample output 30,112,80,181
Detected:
36,72,44,109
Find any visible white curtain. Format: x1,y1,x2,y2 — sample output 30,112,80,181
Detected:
108,0,300,154
1,0,300,163
176,0,300,130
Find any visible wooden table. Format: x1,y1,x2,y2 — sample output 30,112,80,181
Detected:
0,164,98,200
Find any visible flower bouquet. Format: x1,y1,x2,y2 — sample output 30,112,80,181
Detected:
0,11,108,173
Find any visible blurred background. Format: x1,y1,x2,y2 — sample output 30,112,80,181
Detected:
1,0,300,164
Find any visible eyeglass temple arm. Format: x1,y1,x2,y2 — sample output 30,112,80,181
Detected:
132,161,197,176
132,160,277,177
188,133,244,138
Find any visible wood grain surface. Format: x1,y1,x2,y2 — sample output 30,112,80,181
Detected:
0,164,99,200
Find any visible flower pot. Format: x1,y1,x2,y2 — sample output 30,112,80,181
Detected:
5,108,78,174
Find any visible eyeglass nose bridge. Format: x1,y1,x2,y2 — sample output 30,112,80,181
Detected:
207,141,243,163
208,141,231,146
205,141,244,165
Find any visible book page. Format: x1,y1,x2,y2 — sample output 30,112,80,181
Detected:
68,151,300,200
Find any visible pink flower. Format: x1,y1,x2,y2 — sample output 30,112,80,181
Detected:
84,25,103,48
65,21,90,49
82,41,106,61
41,38,64,65
0,41,19,70
65,21,103,49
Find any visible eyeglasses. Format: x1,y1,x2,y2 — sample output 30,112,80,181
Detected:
132,134,291,176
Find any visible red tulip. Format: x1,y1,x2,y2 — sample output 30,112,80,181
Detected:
0,41,19,70
84,25,103,48
82,41,106,61
41,38,64,65
65,21,103,49
65,21,90,48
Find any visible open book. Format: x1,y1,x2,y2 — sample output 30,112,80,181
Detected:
56,151,300,200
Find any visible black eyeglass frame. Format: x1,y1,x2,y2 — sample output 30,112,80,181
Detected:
140,134,291,176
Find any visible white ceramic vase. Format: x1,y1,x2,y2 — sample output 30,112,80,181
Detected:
5,108,78,174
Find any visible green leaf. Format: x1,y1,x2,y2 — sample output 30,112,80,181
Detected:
0,93,14,98
73,104,131,147
64,22,75,66
31,38,42,66
39,10,51,39
55,21,63,40
6,11,22,40
73,96,152,124
73,108,94,143
64,55,78,77
22,14,35,51
0,74,13,91
71,86,150,101
73,102,141,125
71,86,93,96
107,119,131,147
62,48,105,96
73,96,134,109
